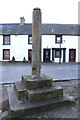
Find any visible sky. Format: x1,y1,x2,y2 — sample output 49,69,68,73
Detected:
0,0,79,24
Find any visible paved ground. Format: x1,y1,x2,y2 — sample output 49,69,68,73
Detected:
0,63,79,83
0,63,80,119
0,79,80,119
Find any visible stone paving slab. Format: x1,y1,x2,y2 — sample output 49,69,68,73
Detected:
0,88,9,111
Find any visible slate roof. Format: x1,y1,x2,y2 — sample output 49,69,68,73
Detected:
0,23,80,35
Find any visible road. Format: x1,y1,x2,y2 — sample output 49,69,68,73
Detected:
0,63,79,83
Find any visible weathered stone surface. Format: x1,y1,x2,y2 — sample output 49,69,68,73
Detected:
0,89,9,111
32,8,41,77
22,74,53,90
7,87,21,107
28,87,63,102
8,87,74,118
14,82,28,100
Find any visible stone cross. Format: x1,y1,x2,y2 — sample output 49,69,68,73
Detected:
32,8,42,78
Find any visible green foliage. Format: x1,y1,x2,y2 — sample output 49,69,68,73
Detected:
20,96,27,101
53,116,57,119
43,114,47,118
23,56,26,61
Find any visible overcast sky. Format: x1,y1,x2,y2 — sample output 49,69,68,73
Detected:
0,0,79,24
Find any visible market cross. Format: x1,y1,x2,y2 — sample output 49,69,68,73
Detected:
7,8,74,118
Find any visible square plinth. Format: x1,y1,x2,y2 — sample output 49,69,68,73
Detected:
22,74,53,90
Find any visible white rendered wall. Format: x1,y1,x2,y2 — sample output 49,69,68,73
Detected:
42,35,64,63
42,35,54,62
78,36,80,62
0,35,3,61
62,35,78,62
0,35,32,61
11,35,31,61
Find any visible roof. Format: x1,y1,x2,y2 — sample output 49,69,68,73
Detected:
0,23,80,35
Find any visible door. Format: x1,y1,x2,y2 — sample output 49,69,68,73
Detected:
69,49,76,62
63,49,66,63
3,49,10,60
28,49,32,62
52,49,54,61
43,49,50,62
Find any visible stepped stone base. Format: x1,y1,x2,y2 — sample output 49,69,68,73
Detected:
7,74,75,117
14,74,63,102
14,81,63,102
7,87,74,118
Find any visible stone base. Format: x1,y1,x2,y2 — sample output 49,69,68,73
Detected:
22,74,53,89
7,74,75,117
14,81,63,102
7,87,74,118
14,74,63,102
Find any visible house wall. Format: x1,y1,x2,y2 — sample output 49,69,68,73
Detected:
11,35,31,61
42,35,78,63
0,34,79,63
0,35,3,61
78,36,80,63
62,35,78,62
0,35,31,61
42,35,55,62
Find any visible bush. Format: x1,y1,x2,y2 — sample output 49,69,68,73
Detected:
23,56,26,61
12,56,15,61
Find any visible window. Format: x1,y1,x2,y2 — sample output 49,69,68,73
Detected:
55,50,61,58
55,35,62,44
3,49,10,60
28,35,32,44
3,35,10,45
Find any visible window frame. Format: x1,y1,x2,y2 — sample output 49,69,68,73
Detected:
3,35,10,45
55,35,62,44
28,35,32,44
3,49,10,60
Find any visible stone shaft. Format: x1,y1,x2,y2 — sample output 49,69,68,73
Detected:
32,8,42,77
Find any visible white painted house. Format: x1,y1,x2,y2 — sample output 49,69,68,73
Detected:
0,18,80,63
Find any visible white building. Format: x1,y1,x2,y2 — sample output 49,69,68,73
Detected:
0,18,80,63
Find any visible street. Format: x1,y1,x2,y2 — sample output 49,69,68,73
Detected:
0,63,79,83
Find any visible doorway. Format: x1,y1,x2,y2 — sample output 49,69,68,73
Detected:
28,49,32,62
43,49,50,62
69,49,76,62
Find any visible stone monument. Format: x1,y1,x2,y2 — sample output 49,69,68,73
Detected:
7,8,74,118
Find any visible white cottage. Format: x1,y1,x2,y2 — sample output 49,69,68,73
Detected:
0,18,80,63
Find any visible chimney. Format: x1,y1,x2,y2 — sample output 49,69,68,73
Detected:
20,17,25,25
